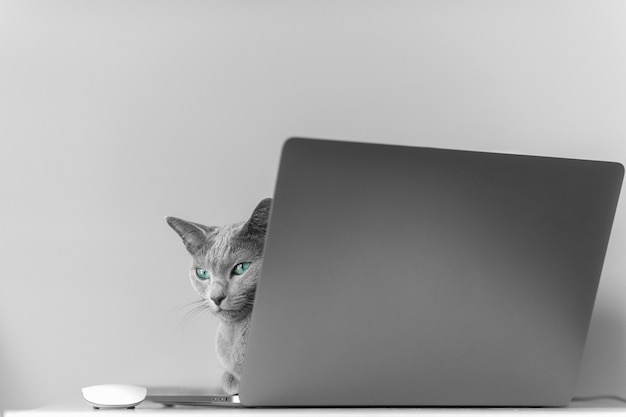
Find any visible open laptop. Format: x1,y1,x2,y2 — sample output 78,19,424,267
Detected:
153,138,623,407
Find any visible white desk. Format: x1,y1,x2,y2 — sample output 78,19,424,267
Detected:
5,398,626,417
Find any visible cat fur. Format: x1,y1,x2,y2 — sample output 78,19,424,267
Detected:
166,198,271,395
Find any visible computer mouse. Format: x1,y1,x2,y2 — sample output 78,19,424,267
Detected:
81,384,147,409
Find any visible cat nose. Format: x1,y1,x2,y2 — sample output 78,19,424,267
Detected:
211,294,226,306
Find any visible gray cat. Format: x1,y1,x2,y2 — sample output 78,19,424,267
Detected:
166,198,271,395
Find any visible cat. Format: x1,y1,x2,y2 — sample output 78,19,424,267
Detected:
166,198,271,395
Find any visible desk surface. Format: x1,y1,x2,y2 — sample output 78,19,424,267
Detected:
5,398,626,417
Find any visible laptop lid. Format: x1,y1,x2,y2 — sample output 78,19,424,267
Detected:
240,138,623,407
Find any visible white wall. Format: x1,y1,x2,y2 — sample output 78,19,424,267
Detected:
1,0,625,411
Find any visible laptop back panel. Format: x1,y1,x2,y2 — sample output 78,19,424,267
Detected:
240,138,623,407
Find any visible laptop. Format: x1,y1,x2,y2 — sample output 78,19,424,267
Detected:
155,138,624,407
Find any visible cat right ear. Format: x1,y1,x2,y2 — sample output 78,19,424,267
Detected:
166,217,213,256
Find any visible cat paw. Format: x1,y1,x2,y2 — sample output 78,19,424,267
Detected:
222,372,240,395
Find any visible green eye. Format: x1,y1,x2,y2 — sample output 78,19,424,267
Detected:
233,262,251,276
195,268,210,280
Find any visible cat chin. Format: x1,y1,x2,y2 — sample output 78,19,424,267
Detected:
213,308,249,322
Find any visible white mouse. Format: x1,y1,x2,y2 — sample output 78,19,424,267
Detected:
81,384,147,409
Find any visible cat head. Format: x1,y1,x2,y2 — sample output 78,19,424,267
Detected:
166,198,272,322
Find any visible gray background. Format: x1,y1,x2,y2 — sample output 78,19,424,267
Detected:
0,0,624,411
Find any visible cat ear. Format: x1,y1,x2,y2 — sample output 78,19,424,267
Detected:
242,198,273,236
166,216,214,255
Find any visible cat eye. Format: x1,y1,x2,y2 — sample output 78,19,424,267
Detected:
195,268,210,280
233,262,251,276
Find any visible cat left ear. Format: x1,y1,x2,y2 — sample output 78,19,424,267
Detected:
242,198,273,236
166,216,214,255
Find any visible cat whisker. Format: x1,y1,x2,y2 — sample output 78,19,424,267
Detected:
226,292,256,312
169,299,204,317
177,299,213,330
